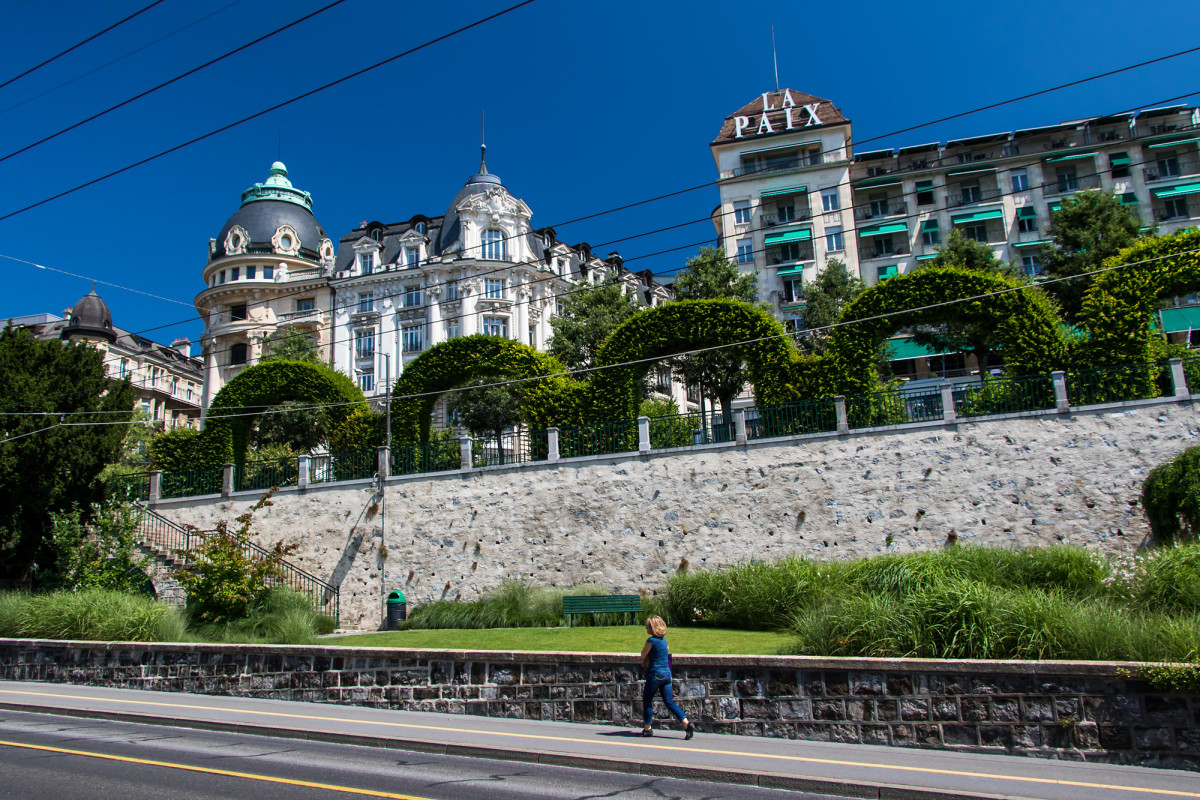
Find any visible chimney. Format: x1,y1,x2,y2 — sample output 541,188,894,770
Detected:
172,337,192,358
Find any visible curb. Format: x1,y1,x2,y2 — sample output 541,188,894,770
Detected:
0,701,1006,800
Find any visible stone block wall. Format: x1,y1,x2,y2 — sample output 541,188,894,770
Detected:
2,640,1197,770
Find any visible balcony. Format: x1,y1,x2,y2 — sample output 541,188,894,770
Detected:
762,210,813,227
1041,172,1103,197
1144,155,1200,183
725,150,843,179
277,309,324,327
945,187,1004,208
860,243,911,260
854,202,907,221
766,245,815,265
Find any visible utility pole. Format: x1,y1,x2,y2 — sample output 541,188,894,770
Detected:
380,352,390,608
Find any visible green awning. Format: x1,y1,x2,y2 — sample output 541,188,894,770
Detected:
858,222,908,237
855,178,901,188
877,265,899,280
764,229,812,244
1110,154,1131,166
886,336,953,360
915,254,939,261
1012,239,1050,247
1149,137,1200,149
761,185,807,198
1046,152,1096,162
1049,202,1062,212
1016,206,1037,218
1160,306,1200,333
1154,183,1200,199
947,166,995,176
952,209,1004,224
916,180,933,189
921,219,939,230
777,264,806,277
1121,192,1139,205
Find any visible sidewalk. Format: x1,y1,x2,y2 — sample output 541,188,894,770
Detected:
0,680,1196,800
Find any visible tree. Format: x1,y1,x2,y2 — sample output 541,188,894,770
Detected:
260,328,321,364
670,247,758,426
1042,191,1144,320
911,229,1021,375
98,410,155,487
0,326,134,587
548,278,642,371
447,376,525,465
39,501,152,593
799,258,866,353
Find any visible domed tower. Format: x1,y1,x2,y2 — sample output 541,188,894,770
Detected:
61,285,117,345
195,162,334,413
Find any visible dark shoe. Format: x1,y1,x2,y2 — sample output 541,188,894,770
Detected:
641,728,653,737
684,723,695,740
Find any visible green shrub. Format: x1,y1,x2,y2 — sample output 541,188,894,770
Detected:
1143,446,1200,544
0,589,187,642
406,581,627,629
1132,544,1200,613
190,588,335,644
38,501,154,594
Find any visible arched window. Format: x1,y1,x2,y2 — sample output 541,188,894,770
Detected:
414,221,426,235
481,229,504,260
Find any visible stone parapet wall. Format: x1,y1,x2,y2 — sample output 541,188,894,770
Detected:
155,400,1198,629
2,639,1196,770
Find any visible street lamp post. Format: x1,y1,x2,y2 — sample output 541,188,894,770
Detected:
380,352,390,625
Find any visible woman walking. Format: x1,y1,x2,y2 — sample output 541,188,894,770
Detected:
639,615,695,739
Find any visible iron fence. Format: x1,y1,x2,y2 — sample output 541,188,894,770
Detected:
234,457,299,493
472,429,550,467
558,420,639,458
956,374,1056,417
1066,362,1171,407
847,387,944,429
160,467,223,499
111,472,151,503
391,439,462,475
310,449,377,484
747,397,839,440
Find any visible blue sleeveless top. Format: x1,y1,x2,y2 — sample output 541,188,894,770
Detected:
645,636,670,671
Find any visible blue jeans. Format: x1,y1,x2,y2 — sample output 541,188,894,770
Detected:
642,668,686,726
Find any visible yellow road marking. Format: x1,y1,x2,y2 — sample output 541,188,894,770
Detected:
2,688,1197,798
0,738,437,799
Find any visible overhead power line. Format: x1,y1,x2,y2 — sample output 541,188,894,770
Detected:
0,0,167,91
0,0,539,224
0,0,352,165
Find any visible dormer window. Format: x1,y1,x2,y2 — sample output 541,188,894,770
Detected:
360,253,375,274
370,229,381,242
404,247,419,268
482,229,504,260
414,221,426,235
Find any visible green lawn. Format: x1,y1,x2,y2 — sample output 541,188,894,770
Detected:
323,625,791,655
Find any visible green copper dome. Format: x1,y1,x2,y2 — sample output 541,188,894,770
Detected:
239,161,313,210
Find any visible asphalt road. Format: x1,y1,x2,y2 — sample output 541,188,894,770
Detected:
2,681,1198,800
0,709,817,800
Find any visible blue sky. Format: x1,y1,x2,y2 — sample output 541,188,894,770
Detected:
1,0,1198,347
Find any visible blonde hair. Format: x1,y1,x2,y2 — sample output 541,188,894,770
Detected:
645,615,667,637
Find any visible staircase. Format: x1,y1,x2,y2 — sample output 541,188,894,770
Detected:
132,504,340,624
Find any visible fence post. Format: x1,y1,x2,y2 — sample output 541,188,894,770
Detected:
940,382,957,425
1169,357,1189,398
297,455,310,491
835,395,849,435
460,437,473,471
734,408,748,445
547,427,560,463
1051,370,1070,413
377,445,390,480
221,463,233,497
637,416,651,453
148,470,162,506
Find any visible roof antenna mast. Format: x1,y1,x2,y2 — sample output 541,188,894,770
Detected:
480,109,487,168
277,129,282,162
771,25,780,92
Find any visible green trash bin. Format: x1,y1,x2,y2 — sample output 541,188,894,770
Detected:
386,590,407,630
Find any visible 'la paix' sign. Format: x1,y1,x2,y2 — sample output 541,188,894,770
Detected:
734,91,822,139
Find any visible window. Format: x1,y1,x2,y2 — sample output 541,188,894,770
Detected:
825,226,843,251
776,200,795,222
119,359,128,378
218,270,225,285
405,247,419,268
776,242,805,263
1010,169,1029,192
868,192,888,218
1110,153,1131,179
415,221,426,234
960,181,981,204
528,326,537,349
361,253,375,274
1158,152,1182,179
654,365,672,393
821,189,840,212
404,286,422,307
231,267,240,281
358,370,374,392
482,229,504,260
1165,197,1190,219
247,266,256,279
1056,166,1078,194
445,320,459,339
370,229,381,242
296,298,315,312
171,378,179,396
485,279,505,299
263,266,274,279
877,265,899,281
872,235,894,259
402,325,423,353
1017,208,1038,233
354,330,375,359
482,317,508,337
229,343,247,365
186,385,193,401
359,293,374,313
1021,255,1044,277
962,223,988,242
782,278,803,303
915,181,934,206
230,303,247,322
736,239,754,264
733,200,751,225
922,219,940,247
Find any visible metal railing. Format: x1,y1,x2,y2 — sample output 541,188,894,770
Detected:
111,472,151,503
235,457,299,493
558,420,639,458
956,374,1056,417
855,202,907,220
1042,173,1103,196
762,211,813,227
847,387,944,429
132,504,339,623
747,397,838,439
310,449,376,484
945,187,1004,208
391,439,462,476
473,429,549,467
647,411,734,448
161,467,223,500
1065,362,1171,406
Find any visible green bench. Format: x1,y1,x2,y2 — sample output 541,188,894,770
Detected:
562,595,642,627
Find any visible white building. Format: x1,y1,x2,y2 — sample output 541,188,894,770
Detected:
712,90,1200,333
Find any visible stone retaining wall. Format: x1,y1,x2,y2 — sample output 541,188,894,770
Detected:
3,639,1197,770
